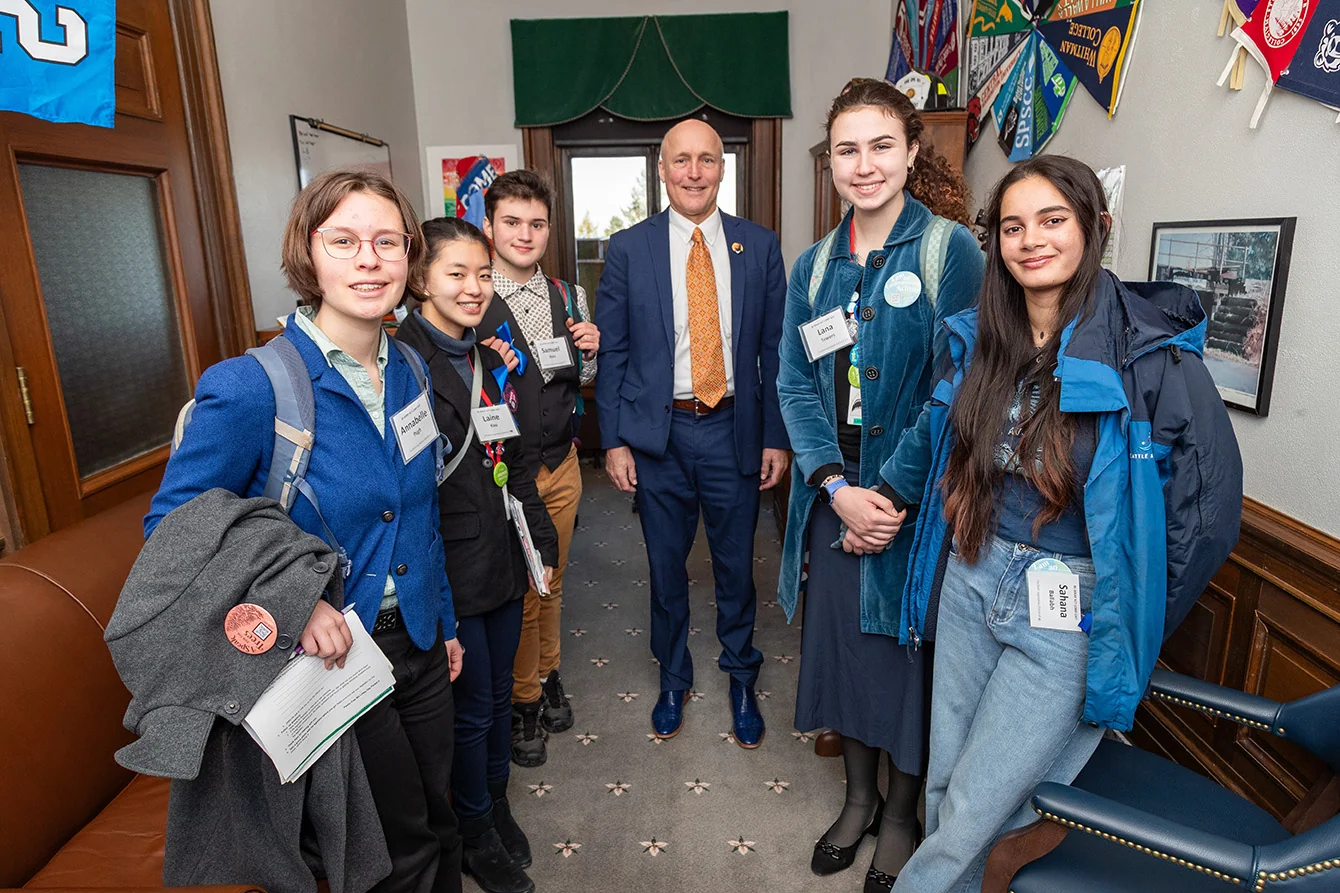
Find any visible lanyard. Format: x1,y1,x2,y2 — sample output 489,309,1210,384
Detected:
466,351,506,468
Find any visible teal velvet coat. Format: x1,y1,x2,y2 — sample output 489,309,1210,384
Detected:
776,196,984,636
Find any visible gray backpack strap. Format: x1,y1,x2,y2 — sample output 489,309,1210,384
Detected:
390,339,448,484
807,224,844,308
437,348,484,484
246,337,315,512
919,215,957,311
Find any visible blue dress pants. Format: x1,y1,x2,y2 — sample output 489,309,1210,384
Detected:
634,406,764,692
451,596,523,821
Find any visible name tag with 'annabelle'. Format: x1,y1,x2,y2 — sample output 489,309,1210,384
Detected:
392,391,439,464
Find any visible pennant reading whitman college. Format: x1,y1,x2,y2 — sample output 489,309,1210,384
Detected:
1037,0,1144,118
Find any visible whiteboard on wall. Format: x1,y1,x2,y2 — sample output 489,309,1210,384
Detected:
290,115,392,190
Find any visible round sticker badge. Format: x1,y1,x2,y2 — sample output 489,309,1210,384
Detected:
503,383,519,414
1027,557,1072,575
884,271,922,308
493,461,510,487
224,603,278,654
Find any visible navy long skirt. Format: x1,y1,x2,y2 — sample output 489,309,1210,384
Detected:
794,495,927,774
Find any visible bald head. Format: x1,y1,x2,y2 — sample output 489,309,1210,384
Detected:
659,119,725,224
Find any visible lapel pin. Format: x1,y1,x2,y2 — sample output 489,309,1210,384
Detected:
731,242,743,254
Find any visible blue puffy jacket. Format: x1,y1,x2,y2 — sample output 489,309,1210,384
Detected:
901,271,1243,730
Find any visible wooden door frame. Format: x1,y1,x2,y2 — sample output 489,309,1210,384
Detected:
0,0,251,545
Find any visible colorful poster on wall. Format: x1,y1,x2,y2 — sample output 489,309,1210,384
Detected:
0,0,116,127
423,145,519,223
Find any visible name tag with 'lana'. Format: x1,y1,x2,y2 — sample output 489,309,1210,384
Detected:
391,391,439,465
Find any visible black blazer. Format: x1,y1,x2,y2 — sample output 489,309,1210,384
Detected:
395,311,559,619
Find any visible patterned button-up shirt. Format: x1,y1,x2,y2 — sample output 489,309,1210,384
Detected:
493,268,597,386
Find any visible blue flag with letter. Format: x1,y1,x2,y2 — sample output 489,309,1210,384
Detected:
0,0,116,128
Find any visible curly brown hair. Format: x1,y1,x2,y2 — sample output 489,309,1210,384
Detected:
826,78,972,226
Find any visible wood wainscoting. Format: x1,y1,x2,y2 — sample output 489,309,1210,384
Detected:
1130,497,1340,832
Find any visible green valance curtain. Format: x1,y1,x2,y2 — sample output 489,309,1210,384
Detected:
510,12,791,126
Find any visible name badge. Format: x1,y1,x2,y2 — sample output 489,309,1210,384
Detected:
534,337,573,372
471,405,520,442
391,391,439,465
1026,558,1083,632
846,383,862,426
799,307,855,362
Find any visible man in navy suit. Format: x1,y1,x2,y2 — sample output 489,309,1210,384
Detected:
595,119,790,748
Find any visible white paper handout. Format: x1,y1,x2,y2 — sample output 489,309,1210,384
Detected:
507,493,550,596
243,608,395,783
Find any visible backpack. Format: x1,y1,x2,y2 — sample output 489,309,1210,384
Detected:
171,335,446,576
807,214,957,308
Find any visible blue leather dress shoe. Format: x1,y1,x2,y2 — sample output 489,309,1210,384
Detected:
729,678,765,748
652,690,687,738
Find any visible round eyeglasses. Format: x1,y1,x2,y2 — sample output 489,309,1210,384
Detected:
312,227,413,262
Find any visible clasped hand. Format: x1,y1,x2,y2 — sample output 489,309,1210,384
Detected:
831,486,906,555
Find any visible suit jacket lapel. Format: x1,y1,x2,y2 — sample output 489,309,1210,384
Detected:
646,212,676,357
722,213,746,358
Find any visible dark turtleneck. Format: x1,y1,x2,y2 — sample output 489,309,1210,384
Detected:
413,308,476,387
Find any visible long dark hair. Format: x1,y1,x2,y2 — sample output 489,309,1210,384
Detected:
826,78,972,225
941,156,1110,562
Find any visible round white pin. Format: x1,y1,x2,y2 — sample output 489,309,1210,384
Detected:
884,271,922,308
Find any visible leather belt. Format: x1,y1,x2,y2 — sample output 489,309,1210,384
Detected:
372,606,402,634
671,395,735,416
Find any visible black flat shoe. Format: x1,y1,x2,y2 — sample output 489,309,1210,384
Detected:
864,865,897,892
810,798,884,876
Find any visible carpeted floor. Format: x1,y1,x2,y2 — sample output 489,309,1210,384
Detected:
474,463,889,893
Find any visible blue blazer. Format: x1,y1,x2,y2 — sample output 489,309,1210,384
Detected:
145,316,456,650
594,210,790,473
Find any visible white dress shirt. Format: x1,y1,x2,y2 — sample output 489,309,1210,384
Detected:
667,206,734,401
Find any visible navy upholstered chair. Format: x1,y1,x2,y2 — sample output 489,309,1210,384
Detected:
983,670,1340,892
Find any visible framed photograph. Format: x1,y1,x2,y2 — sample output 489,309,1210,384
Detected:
423,144,518,223
1148,217,1295,416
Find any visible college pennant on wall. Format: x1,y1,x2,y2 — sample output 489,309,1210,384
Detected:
1218,0,1340,127
886,1,962,99
965,0,1143,159
0,0,117,128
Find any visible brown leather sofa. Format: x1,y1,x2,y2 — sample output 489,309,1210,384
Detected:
0,493,261,893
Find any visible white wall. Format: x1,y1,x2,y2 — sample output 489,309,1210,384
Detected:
962,4,1340,536
209,0,422,328
403,0,892,268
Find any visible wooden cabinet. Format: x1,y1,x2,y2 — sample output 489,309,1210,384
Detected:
1131,499,1340,832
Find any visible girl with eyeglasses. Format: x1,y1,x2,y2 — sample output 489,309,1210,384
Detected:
149,169,466,893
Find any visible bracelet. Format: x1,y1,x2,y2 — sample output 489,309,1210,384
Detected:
819,473,844,488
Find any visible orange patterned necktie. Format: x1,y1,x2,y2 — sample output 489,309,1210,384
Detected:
686,227,727,407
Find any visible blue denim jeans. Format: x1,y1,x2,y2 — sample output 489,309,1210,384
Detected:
893,536,1104,893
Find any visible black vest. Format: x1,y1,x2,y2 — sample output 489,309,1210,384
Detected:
480,278,581,471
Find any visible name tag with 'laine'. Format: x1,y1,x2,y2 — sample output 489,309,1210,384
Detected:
471,405,520,442
1027,558,1083,632
391,391,439,464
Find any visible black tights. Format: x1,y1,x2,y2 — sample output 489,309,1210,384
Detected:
824,736,923,876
